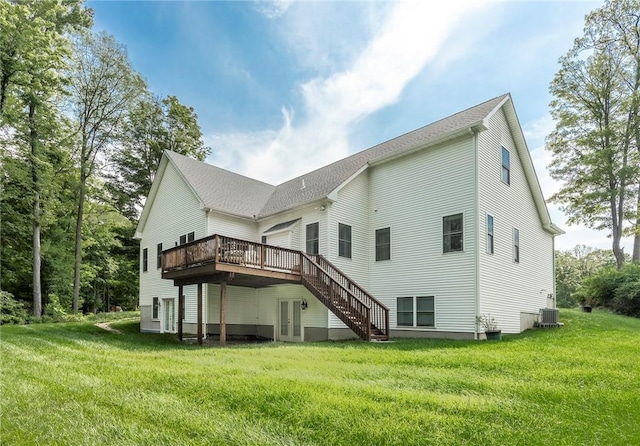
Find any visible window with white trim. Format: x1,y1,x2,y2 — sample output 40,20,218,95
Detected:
375,227,391,261
513,228,520,263
487,215,494,254
152,297,159,319
142,248,148,272
306,223,319,255
338,223,352,258
396,296,435,327
157,243,162,269
179,232,195,246
443,214,463,253
501,146,511,185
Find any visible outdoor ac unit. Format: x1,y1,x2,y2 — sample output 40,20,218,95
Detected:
540,308,559,324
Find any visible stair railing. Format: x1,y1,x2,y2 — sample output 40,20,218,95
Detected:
312,255,389,339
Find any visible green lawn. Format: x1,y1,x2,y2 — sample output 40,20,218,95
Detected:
1,310,639,445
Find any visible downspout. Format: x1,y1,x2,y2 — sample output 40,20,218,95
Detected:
472,128,480,340
552,235,557,309
203,209,210,339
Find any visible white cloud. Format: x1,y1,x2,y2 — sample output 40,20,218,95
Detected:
208,0,493,184
256,0,294,19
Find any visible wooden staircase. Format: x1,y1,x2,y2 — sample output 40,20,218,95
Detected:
301,253,389,341
162,234,389,342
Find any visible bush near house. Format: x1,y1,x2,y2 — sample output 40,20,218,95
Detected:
575,264,640,317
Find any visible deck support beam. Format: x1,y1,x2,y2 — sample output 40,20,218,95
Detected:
178,285,184,342
220,280,227,347
197,283,203,346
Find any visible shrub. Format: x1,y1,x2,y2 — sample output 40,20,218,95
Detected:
611,266,640,317
1,291,28,325
575,264,640,317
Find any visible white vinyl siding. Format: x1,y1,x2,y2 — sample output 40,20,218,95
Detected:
257,205,328,254
138,162,207,331
369,136,477,333
477,108,554,333
327,170,370,329
207,212,256,241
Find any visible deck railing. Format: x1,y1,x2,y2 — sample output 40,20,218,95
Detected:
162,234,302,275
162,234,388,341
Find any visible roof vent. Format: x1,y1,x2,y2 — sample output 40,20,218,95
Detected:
300,179,306,190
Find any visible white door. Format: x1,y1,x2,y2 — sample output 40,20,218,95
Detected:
278,300,302,342
162,298,175,333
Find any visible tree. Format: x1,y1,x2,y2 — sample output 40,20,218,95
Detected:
109,94,210,220
0,0,91,317
67,30,145,313
547,0,640,268
0,0,91,117
555,245,618,307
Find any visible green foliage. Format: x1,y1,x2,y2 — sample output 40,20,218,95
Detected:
109,93,210,219
547,0,640,267
1,310,639,444
575,263,640,317
555,245,618,307
0,291,28,325
1,3,208,319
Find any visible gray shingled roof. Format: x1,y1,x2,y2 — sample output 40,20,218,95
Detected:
166,151,275,218
167,94,508,219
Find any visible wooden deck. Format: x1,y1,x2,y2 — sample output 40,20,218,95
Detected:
162,235,302,287
161,234,390,342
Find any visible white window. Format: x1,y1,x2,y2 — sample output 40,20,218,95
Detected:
443,214,463,253
152,297,159,320
142,248,148,272
396,296,435,327
157,243,163,269
487,215,494,254
306,223,319,255
513,228,520,263
179,232,195,245
375,227,391,261
338,223,352,258
501,147,511,185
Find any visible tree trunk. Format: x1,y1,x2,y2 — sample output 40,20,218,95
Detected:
29,101,42,318
72,172,87,314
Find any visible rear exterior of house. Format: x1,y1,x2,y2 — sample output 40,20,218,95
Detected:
135,94,562,342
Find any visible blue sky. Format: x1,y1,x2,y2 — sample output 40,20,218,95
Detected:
89,0,631,252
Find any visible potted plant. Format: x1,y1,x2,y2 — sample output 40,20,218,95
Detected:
476,314,502,340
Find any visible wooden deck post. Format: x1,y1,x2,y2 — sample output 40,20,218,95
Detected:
178,285,184,342
197,283,203,346
220,280,227,347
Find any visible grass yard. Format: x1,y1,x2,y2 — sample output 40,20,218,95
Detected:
1,309,639,445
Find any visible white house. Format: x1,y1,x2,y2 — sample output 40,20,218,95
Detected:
134,93,563,343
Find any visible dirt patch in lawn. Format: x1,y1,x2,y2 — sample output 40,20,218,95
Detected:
95,322,123,335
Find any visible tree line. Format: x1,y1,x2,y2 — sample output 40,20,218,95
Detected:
2,0,639,323
1,0,209,320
